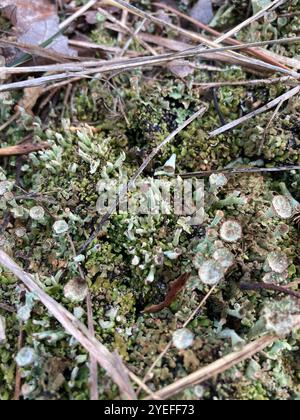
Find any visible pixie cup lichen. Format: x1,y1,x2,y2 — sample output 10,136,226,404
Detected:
265,252,289,275
270,196,293,220
220,220,242,243
198,259,224,285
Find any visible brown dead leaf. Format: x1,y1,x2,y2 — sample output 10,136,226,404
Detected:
0,0,76,59
167,59,195,78
190,0,214,25
85,10,98,25
142,273,190,314
16,86,44,115
0,85,43,131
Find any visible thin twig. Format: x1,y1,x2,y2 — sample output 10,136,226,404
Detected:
182,285,218,328
68,39,134,55
259,99,284,154
240,282,300,299
78,106,207,253
118,0,130,43
142,36,300,75
119,18,149,57
0,72,86,93
97,7,156,56
38,87,61,111
210,85,300,137
43,77,82,94
0,139,51,157
14,193,56,204
0,113,20,133
285,279,300,289
179,165,300,179
128,372,161,400
59,0,98,31
193,76,294,89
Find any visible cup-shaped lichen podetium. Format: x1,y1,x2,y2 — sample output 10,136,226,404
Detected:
269,195,293,220
220,220,242,243
212,247,235,270
63,277,88,303
53,220,69,235
29,206,45,222
198,259,224,285
264,251,289,274
172,328,194,350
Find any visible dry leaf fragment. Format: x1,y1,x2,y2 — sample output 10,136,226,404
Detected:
167,59,195,78
16,86,44,115
0,0,77,57
190,0,214,25
142,273,190,313
0,39,78,63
